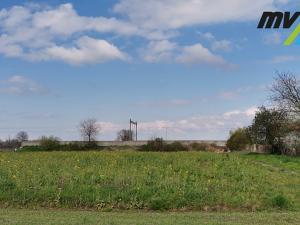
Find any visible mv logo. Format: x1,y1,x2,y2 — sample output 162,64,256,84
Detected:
257,12,300,45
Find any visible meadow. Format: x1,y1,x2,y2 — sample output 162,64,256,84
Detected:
1,209,299,225
0,151,299,211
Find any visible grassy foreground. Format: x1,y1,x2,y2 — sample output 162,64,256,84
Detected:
0,209,299,225
0,151,299,211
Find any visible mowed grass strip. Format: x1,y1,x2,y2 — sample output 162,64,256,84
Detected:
0,151,299,211
0,209,299,225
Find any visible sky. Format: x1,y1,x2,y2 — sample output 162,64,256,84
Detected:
0,0,300,141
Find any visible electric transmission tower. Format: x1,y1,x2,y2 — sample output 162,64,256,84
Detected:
130,119,138,141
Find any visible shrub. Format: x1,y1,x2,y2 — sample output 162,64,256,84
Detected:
150,197,171,210
248,107,289,154
83,141,99,150
272,194,290,209
17,146,42,152
227,128,251,151
0,139,21,150
166,142,188,152
141,138,165,152
189,142,209,151
40,136,61,151
117,129,133,141
140,139,188,152
63,142,86,151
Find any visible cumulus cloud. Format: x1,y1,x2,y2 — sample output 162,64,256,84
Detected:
96,122,122,133
43,36,128,65
199,32,233,52
114,0,286,30
139,40,233,68
176,44,233,67
95,106,258,140
0,4,132,64
0,1,289,66
0,75,49,95
223,106,258,118
141,40,178,63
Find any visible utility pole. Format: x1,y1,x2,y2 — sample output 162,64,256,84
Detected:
130,119,138,141
165,127,168,140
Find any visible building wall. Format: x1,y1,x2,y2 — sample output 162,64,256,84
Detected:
22,140,227,147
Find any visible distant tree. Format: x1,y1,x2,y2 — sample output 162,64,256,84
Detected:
248,106,289,154
0,137,21,149
271,72,300,114
40,136,60,151
117,129,133,141
79,119,100,143
16,131,29,142
226,128,251,151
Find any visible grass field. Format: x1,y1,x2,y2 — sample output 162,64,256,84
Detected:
0,151,299,211
0,209,299,225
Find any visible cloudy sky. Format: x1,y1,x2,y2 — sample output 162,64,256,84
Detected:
0,0,300,140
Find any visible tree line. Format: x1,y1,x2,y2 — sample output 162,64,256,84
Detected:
227,72,300,155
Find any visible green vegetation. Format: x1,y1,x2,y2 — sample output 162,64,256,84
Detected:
226,128,251,151
140,138,188,152
1,209,299,225
225,72,300,156
20,142,102,152
0,151,299,211
248,106,289,154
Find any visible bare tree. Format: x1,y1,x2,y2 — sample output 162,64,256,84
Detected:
16,131,29,142
271,72,300,114
79,119,100,143
117,129,133,141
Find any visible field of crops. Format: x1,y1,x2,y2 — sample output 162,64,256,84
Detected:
0,151,299,211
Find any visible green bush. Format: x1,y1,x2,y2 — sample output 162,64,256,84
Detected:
18,146,42,152
227,128,251,151
40,136,61,151
190,142,209,151
272,194,290,209
19,142,102,152
63,142,86,151
166,142,188,152
140,139,188,152
141,138,165,152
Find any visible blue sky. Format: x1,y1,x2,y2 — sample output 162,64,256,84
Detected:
0,0,300,141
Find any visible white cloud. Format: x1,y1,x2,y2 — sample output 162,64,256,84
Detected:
0,1,289,66
31,3,139,36
114,0,286,30
223,106,258,118
0,4,132,64
176,43,233,67
97,122,122,133
212,40,232,52
140,40,233,68
199,32,233,52
95,106,257,140
141,40,178,63
43,36,128,65
0,75,49,95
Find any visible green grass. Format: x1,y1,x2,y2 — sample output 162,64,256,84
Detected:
0,209,299,225
0,151,299,211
